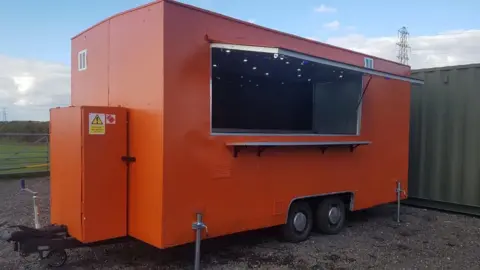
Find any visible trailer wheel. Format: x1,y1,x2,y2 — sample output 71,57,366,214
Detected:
315,197,346,235
281,201,313,243
44,249,67,268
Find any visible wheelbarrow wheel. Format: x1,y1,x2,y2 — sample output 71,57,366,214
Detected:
44,249,67,268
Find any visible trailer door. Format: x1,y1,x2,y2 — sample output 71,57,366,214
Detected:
81,106,128,243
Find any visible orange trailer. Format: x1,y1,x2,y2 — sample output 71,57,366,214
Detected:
2,0,424,268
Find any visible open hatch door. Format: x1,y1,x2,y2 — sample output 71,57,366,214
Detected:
209,42,423,154
210,43,424,85
210,43,423,136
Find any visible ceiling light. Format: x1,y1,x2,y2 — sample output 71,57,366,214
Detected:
213,64,217,67
216,77,221,80
252,66,257,70
243,59,248,62
297,68,301,72
226,49,231,53
265,72,269,76
298,74,302,77
308,79,311,82
286,62,290,64
241,76,243,78
256,84,259,87
333,70,335,73
281,82,284,84
249,80,252,82
280,57,284,60
339,75,343,78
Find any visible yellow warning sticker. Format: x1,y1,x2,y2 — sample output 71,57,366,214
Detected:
88,113,106,135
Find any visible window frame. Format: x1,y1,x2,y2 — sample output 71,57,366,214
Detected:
78,49,88,71
209,43,423,137
364,57,374,69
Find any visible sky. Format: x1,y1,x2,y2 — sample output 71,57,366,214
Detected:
1,0,479,121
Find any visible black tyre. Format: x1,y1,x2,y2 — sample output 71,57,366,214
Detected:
281,201,313,243
45,249,68,268
315,197,346,235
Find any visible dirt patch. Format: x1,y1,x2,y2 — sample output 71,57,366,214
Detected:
1,177,480,269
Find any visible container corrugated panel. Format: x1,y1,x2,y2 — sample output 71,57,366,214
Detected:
409,64,480,214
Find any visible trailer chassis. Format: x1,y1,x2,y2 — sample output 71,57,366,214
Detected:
0,222,128,268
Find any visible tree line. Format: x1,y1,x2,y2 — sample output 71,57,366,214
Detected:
0,121,49,142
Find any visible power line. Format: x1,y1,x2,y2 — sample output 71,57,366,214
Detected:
396,26,411,65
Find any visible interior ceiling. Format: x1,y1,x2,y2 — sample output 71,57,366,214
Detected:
211,47,362,84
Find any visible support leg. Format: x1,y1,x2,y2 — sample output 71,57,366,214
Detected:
20,179,41,229
396,181,401,223
33,194,40,229
396,181,406,223
192,213,207,270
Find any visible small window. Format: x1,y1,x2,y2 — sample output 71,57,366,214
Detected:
364,57,374,69
78,49,87,71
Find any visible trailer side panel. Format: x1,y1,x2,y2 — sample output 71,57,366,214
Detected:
161,1,411,248
71,2,166,247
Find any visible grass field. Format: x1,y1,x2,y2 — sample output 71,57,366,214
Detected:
0,143,49,175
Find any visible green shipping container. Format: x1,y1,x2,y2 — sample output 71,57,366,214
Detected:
408,64,480,216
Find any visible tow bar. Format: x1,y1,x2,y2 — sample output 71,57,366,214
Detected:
0,179,127,268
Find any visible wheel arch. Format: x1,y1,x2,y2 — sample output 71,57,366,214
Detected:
285,191,355,223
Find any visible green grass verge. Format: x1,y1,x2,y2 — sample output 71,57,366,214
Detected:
0,143,49,175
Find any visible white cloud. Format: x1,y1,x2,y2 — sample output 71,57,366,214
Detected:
13,75,36,94
0,55,70,121
314,4,336,13
326,29,480,69
323,20,340,31
14,99,27,106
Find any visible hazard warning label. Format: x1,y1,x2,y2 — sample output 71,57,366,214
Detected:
106,114,116,124
89,113,106,135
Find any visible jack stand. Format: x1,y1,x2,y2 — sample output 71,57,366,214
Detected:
192,213,208,270
396,181,407,223
20,179,41,229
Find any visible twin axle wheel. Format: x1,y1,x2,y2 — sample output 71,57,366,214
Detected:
282,197,346,242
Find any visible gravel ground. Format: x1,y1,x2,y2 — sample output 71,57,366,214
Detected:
1,177,480,269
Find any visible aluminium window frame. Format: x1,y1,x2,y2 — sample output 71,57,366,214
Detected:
78,49,88,71
364,57,374,69
209,43,424,137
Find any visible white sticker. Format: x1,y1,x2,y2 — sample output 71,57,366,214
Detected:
106,114,116,124
89,113,105,135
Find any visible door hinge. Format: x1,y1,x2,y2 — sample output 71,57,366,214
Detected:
121,156,136,163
